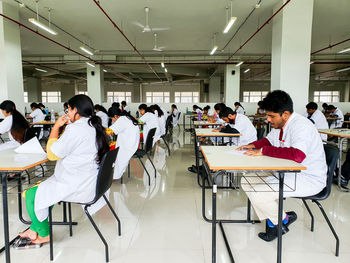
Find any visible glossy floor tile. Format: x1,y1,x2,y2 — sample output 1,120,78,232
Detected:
0,131,349,262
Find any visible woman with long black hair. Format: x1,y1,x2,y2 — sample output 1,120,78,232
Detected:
0,100,29,151
108,105,140,179
94,104,109,128
150,104,167,136
17,94,110,247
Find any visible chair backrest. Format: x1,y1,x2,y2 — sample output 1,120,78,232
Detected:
165,116,172,135
24,126,42,142
177,112,181,121
256,128,265,140
320,144,339,199
88,148,120,205
144,128,156,153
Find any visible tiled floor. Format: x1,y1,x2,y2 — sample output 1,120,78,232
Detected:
1,130,350,262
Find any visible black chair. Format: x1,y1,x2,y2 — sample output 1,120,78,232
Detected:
0,135,4,143
299,144,340,257
132,128,157,186
48,148,121,262
161,117,171,156
177,112,181,131
23,126,42,142
256,128,265,140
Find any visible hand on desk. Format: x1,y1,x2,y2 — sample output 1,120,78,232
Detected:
236,144,256,151
212,129,220,132
244,149,263,156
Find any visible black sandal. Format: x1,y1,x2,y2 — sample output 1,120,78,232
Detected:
12,237,43,250
187,165,198,174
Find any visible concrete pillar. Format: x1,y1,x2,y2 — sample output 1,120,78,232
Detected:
345,81,350,102
224,64,240,107
271,0,314,113
0,2,25,113
74,80,79,95
61,82,75,102
199,80,209,103
209,76,221,102
139,83,143,102
87,64,104,104
27,77,42,102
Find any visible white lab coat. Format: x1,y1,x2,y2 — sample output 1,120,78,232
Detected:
0,115,20,151
207,109,215,116
155,110,167,136
110,116,139,179
330,108,344,129
140,112,161,146
34,117,101,222
195,108,202,114
122,105,130,113
230,113,257,146
96,111,109,128
172,108,180,127
265,113,327,197
30,109,45,123
304,110,328,141
235,106,245,115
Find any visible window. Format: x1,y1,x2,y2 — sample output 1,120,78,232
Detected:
146,92,170,103
174,92,199,103
314,91,339,103
107,91,131,103
78,91,88,95
243,91,268,103
24,92,28,103
41,91,61,103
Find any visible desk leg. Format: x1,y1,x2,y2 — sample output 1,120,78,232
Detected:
338,138,349,192
277,172,285,263
212,182,217,263
2,173,10,263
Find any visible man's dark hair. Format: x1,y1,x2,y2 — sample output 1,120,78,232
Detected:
260,90,293,114
219,107,235,119
327,105,336,111
306,102,318,110
322,103,328,108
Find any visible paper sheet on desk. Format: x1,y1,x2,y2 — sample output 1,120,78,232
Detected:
225,150,246,156
15,137,46,154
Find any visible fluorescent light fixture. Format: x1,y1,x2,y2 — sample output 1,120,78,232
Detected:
338,47,350,54
223,17,237,34
103,69,107,73
86,62,95,68
243,68,250,73
210,45,218,55
19,2,25,8
28,18,57,35
336,67,350,73
161,62,165,68
164,68,168,73
236,61,244,67
35,68,47,73
80,46,94,56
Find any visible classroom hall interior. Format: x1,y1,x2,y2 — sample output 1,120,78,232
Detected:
0,0,350,262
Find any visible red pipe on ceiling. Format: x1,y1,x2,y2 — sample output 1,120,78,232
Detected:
0,13,96,63
91,0,162,81
311,37,350,55
225,0,291,62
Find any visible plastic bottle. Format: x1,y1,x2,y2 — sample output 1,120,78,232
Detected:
45,107,49,114
198,111,202,121
51,109,55,122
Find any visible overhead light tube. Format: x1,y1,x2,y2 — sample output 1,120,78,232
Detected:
161,62,165,68
236,61,244,67
80,46,94,56
336,67,350,73
164,68,168,73
86,62,95,68
210,45,218,55
243,68,250,73
338,47,350,54
223,17,237,34
28,18,57,35
35,68,47,73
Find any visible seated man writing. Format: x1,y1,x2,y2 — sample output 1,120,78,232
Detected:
237,90,327,242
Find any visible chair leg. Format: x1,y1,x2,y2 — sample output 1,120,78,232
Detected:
48,208,53,261
146,153,157,178
25,170,31,184
84,205,109,262
302,199,314,232
314,200,339,257
68,203,73,237
103,195,121,236
162,136,171,156
138,158,151,186
128,163,130,178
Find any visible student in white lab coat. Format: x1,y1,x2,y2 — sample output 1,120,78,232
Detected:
304,102,328,141
203,105,214,117
215,107,257,146
18,94,110,246
94,104,109,128
192,105,203,114
138,104,161,146
108,105,140,179
327,105,344,128
151,104,167,136
237,90,327,242
121,101,130,113
171,104,180,127
0,100,29,151
28,103,45,139
234,102,245,115
58,102,68,117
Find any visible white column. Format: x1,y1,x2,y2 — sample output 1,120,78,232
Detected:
74,80,79,95
0,2,25,113
87,64,104,104
139,83,143,102
271,0,314,113
26,77,42,102
209,77,221,102
224,64,240,106
344,81,350,102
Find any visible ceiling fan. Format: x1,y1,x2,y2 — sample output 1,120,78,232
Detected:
133,7,170,33
152,33,165,52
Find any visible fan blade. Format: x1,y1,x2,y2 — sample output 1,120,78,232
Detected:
152,27,170,31
132,22,145,29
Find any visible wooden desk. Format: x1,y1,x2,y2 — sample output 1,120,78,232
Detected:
0,149,48,263
319,129,350,192
30,122,55,126
193,121,223,127
183,113,197,132
200,146,305,263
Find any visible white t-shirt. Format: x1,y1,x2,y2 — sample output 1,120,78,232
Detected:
236,106,245,115
140,112,161,146
304,109,328,141
30,109,45,123
231,113,257,146
330,108,344,128
96,111,109,128
0,115,14,141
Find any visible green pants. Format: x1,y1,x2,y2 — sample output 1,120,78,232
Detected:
25,186,52,237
